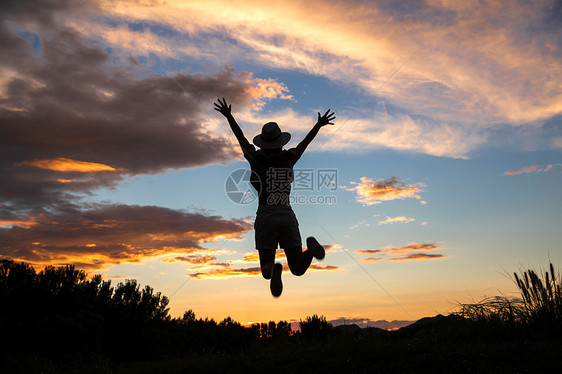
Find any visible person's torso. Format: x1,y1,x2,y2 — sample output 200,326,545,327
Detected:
246,149,299,206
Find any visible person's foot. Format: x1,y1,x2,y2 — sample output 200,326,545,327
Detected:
306,237,325,260
270,263,283,297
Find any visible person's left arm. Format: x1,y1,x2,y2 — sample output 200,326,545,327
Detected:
294,109,336,156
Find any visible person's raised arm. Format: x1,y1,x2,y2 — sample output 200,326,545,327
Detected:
214,98,252,151
296,109,336,154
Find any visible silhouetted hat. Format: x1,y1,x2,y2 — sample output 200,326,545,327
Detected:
253,122,291,149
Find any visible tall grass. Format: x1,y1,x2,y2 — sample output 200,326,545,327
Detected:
514,262,562,326
457,262,562,330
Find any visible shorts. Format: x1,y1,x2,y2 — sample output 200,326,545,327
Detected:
254,205,302,250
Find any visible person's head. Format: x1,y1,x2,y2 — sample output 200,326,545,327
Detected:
253,122,290,151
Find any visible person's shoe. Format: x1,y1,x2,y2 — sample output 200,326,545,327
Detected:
270,263,283,297
306,237,325,260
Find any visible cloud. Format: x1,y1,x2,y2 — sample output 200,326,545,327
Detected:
386,253,445,261
378,216,415,225
383,242,442,254
0,1,266,219
348,177,424,206
188,262,339,279
163,255,218,265
504,164,557,175
357,242,445,262
0,204,251,270
244,76,294,111
349,220,370,230
15,158,121,172
82,0,562,156
356,250,382,255
189,266,262,279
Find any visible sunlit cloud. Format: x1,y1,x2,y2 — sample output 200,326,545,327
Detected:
349,220,370,230
84,0,562,156
378,216,415,225
188,262,340,279
163,255,218,264
358,242,444,262
15,158,120,172
245,76,294,111
504,164,557,175
0,218,38,229
348,177,424,206
0,205,251,271
189,266,262,280
387,253,445,261
356,250,381,255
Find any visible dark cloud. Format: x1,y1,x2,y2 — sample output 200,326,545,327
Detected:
0,204,251,270
0,0,253,216
0,0,259,270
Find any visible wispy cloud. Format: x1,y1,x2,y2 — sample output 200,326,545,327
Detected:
81,0,562,156
188,262,339,279
348,177,424,206
358,242,445,262
504,164,557,175
378,216,415,225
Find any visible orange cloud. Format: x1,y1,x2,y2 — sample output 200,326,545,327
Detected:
378,216,415,225
504,165,539,175
163,255,217,264
189,261,339,279
0,218,38,229
383,242,442,254
387,253,445,261
357,249,382,255
357,242,445,262
189,266,263,279
1,205,251,271
504,164,557,175
349,177,424,206
244,75,294,111
16,158,120,172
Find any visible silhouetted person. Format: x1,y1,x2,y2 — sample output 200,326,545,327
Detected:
215,98,335,297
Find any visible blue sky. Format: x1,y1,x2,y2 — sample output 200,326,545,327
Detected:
1,0,561,325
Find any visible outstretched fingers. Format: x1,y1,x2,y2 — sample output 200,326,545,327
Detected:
318,109,336,125
214,97,231,116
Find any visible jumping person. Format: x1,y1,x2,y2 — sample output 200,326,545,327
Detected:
214,98,335,297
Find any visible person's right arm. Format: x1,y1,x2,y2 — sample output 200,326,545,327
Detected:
214,98,253,152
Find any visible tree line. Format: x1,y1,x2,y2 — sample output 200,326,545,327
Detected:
0,259,335,369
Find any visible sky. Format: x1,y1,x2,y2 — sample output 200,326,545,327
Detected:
1,0,561,326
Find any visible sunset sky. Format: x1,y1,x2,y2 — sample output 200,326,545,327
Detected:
2,0,561,326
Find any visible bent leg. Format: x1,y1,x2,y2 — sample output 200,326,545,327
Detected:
284,246,313,276
258,249,276,279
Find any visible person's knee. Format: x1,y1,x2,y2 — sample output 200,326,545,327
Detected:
289,265,306,276
261,263,273,279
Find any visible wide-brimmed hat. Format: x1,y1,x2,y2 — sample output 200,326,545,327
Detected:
253,122,291,149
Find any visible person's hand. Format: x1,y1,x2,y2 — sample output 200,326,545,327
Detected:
317,109,336,127
214,97,231,117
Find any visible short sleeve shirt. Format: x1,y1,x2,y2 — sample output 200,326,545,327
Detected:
241,144,304,206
